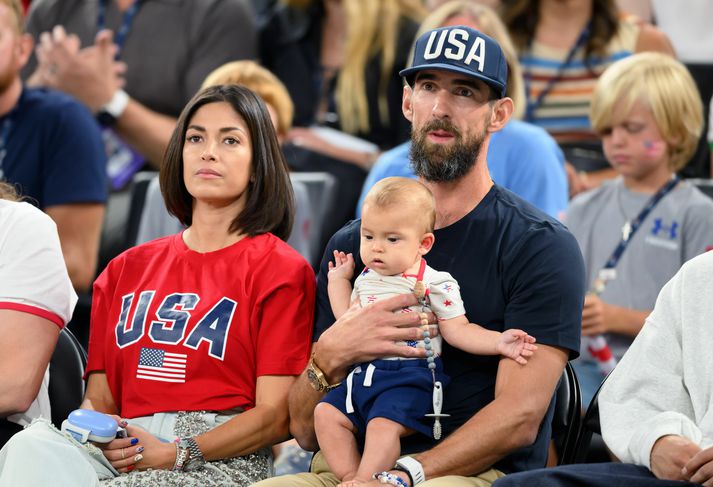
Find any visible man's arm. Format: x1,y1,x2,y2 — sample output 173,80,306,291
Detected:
113,100,178,168
415,344,568,478
288,294,432,451
599,259,701,473
0,310,59,416
46,204,105,293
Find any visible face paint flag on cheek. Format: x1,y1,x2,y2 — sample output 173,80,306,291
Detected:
643,139,666,159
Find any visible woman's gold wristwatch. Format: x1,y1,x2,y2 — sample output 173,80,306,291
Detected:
306,354,341,392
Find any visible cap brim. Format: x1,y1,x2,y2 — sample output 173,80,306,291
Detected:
399,63,505,98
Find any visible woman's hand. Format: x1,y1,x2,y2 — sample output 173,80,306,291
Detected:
96,417,177,472
95,417,146,473
123,424,178,471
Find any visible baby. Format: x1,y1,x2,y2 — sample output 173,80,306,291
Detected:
313,177,537,486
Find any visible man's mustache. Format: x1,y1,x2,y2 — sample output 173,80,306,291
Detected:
418,119,461,139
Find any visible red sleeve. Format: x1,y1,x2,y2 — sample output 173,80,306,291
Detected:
254,258,315,377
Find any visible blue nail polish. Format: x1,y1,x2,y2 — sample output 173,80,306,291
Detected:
130,438,138,445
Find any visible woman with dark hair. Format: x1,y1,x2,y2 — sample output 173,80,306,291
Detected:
0,85,316,486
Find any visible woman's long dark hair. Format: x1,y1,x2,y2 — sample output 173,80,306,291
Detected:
161,85,294,241
501,0,619,66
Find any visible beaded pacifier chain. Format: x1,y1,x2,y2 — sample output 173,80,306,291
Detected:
413,280,449,440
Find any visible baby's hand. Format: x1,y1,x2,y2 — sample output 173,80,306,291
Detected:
328,250,355,281
497,329,537,365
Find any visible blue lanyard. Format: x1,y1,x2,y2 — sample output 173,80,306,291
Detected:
0,114,15,180
523,24,590,123
97,0,142,59
592,176,680,294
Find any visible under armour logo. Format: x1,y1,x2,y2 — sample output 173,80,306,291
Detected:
651,218,678,239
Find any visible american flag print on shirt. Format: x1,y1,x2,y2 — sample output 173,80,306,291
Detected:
136,347,187,383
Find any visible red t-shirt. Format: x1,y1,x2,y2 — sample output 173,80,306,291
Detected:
86,232,315,418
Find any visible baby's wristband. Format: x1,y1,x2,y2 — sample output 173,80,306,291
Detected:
374,471,408,486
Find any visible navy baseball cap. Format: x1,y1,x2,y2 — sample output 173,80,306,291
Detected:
400,26,508,98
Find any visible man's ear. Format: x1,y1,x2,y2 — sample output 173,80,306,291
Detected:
419,232,435,255
402,84,414,122
17,34,34,68
487,96,514,134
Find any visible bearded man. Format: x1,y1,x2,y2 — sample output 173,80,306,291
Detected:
253,26,585,487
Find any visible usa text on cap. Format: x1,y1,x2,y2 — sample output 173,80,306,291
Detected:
400,26,508,98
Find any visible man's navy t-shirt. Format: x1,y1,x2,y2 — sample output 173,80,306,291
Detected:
1,87,107,208
313,184,585,473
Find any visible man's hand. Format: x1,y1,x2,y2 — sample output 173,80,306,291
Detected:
315,293,436,383
683,445,713,485
34,27,126,112
287,127,378,169
496,329,537,365
328,250,355,282
650,435,701,481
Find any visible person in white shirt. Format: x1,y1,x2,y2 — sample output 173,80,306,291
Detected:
493,250,713,486
0,182,77,444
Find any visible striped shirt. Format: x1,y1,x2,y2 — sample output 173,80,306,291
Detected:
520,15,640,141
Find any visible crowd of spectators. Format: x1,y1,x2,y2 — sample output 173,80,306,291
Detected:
1,0,712,486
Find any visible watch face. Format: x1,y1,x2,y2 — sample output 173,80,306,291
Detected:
307,367,324,391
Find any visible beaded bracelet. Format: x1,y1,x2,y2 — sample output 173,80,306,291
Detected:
374,471,408,486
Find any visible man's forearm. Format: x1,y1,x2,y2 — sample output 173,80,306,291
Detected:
416,393,538,477
417,346,568,479
288,369,324,451
115,99,178,168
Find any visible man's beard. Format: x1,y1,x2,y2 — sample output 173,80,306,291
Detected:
409,118,488,183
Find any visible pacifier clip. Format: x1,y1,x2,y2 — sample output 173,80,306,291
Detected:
412,259,449,440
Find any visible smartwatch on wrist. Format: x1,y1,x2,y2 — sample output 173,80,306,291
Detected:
177,437,206,471
306,353,341,392
96,89,129,126
395,456,425,485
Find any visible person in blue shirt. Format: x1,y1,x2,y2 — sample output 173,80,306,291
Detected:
0,0,107,292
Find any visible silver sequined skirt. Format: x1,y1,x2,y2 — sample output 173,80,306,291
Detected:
101,411,272,487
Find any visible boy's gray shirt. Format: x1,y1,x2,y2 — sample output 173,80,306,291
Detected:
565,177,713,359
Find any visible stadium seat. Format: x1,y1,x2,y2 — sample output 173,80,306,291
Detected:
553,362,582,465
48,327,87,428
